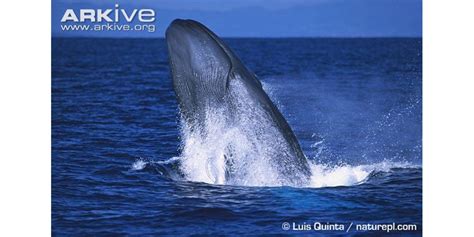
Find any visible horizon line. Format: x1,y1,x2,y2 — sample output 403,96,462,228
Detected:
51,35,423,39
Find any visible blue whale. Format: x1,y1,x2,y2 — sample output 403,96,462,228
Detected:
166,19,311,185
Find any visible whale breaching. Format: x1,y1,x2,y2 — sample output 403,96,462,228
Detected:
166,19,312,186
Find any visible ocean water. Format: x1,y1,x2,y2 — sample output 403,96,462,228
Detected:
52,38,422,236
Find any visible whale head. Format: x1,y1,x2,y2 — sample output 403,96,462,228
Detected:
166,19,230,121
166,19,260,123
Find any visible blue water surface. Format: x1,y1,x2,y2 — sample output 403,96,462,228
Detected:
52,38,422,236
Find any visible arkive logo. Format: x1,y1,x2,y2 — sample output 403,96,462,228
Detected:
59,4,156,33
61,4,155,23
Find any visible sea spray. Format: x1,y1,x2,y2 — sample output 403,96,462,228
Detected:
176,80,309,186
173,80,415,188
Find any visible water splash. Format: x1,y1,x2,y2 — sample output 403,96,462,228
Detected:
131,158,148,171
150,155,415,188
177,103,286,186
168,80,417,188
175,79,311,186
306,160,416,188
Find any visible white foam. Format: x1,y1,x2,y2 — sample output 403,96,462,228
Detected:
308,164,368,187
131,158,147,171
306,160,417,188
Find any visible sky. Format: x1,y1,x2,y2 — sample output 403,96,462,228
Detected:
52,0,422,38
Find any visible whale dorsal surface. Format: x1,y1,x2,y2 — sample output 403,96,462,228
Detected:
166,19,311,185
